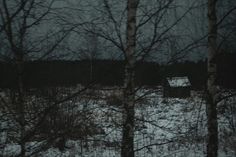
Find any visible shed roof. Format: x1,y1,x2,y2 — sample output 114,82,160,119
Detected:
167,76,191,87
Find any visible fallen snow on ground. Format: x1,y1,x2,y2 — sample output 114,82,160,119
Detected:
1,87,236,157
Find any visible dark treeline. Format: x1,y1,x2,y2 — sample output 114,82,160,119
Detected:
217,53,236,89
0,60,125,88
0,53,235,89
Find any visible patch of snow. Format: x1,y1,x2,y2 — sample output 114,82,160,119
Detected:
167,77,191,87
1,143,21,157
1,87,236,157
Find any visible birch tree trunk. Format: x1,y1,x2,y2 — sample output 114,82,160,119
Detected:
121,0,138,157
16,52,26,157
207,0,218,156
2,0,26,154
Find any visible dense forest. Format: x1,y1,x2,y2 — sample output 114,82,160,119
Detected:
1,53,235,89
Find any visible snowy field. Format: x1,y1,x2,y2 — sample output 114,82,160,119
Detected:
0,87,236,157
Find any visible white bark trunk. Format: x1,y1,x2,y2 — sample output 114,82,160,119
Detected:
121,0,138,157
207,0,218,156
15,52,26,157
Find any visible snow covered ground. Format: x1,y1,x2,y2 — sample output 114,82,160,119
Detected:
0,87,236,157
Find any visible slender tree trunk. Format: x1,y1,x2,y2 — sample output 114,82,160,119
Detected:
121,0,138,157
207,0,218,156
15,53,26,157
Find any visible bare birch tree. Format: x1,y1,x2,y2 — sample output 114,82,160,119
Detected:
80,0,199,156
0,0,75,156
121,0,138,157
206,0,218,156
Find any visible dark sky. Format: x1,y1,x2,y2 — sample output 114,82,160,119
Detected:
1,0,235,63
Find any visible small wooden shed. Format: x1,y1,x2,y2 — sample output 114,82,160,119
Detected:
163,76,191,98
